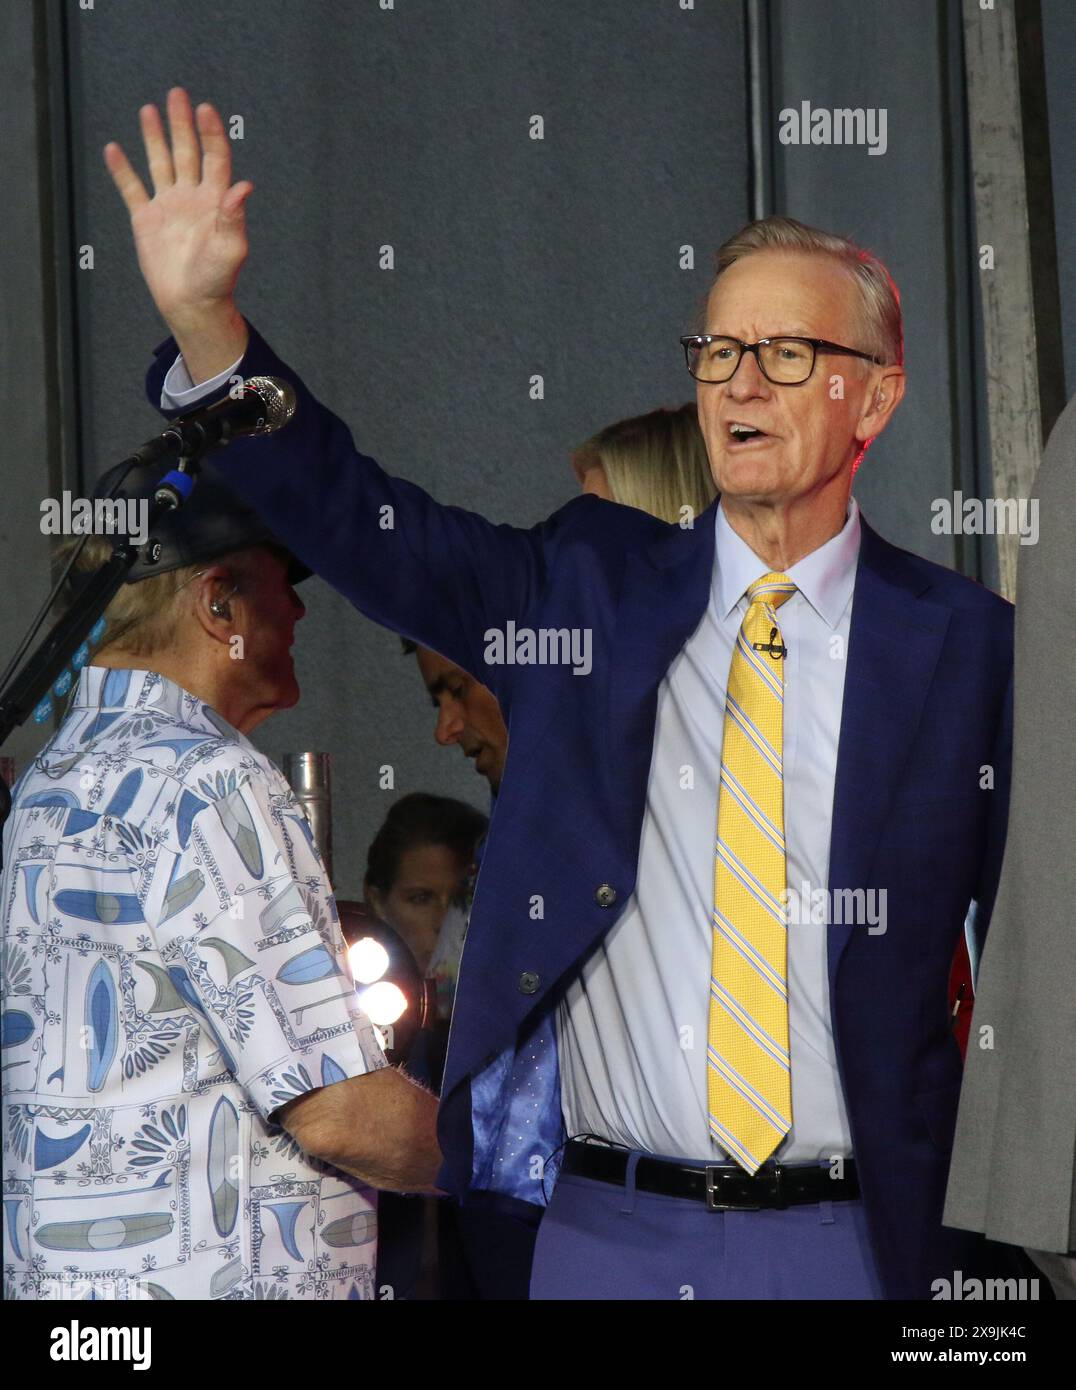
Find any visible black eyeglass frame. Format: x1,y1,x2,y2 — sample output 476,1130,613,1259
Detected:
680,334,885,385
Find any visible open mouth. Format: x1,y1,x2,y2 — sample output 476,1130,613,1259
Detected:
726,421,773,448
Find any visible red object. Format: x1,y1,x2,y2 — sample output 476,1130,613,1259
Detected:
948,933,974,1061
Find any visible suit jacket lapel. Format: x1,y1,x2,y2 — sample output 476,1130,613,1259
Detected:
827,518,953,981
607,499,718,847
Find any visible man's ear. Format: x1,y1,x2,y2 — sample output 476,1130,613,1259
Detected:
855,365,906,444
189,564,235,641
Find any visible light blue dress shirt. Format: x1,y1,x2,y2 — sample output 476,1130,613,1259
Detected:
557,499,862,1162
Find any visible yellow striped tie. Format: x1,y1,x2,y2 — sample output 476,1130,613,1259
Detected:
708,571,797,1174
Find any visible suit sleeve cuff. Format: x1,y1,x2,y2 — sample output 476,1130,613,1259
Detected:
161,352,245,410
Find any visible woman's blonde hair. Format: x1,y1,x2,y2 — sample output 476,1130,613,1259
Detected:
572,402,716,524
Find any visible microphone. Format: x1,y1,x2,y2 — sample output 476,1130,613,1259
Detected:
132,376,298,466
752,626,788,659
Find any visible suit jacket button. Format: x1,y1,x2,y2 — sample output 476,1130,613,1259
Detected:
595,883,617,908
518,971,540,995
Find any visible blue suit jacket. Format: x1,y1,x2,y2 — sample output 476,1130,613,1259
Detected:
148,324,1019,1298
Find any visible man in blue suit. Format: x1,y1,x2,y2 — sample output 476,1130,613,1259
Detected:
106,90,1024,1299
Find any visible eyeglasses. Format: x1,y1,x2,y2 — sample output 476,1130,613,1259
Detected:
680,334,884,385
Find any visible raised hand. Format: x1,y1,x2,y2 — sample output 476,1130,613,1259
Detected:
105,87,251,382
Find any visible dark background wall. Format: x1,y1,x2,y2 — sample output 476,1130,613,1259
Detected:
3,0,1071,898
9,0,748,895
768,0,989,581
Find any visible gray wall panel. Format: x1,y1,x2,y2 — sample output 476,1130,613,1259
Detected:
52,0,748,896
11,1,1062,897
0,1,68,778
770,0,981,571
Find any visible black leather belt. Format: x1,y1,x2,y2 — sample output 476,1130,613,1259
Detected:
562,1139,859,1211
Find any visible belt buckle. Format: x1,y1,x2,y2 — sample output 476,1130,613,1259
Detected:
705,1164,761,1212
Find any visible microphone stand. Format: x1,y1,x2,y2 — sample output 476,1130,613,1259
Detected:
0,444,209,848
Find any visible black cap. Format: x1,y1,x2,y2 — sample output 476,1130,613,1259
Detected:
91,458,311,585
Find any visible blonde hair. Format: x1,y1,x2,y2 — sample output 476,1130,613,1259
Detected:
707,215,903,368
573,402,716,524
56,535,260,661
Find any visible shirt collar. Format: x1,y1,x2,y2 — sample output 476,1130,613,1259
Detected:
69,665,249,745
714,495,862,629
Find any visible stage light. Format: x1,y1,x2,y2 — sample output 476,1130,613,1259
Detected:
336,900,430,1063
278,758,431,1062
349,935,390,985
356,981,408,1027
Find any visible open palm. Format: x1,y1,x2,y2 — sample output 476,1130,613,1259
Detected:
104,88,253,323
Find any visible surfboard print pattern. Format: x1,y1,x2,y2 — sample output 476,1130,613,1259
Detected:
2,667,387,1300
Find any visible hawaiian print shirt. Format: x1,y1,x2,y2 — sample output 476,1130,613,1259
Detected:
2,668,387,1300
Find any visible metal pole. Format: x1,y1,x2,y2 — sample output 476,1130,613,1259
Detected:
282,751,334,886
962,0,1063,599
745,0,775,220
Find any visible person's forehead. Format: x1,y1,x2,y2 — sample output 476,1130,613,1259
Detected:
705,251,857,336
415,646,466,689
396,841,467,878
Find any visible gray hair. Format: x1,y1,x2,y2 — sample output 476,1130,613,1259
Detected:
55,536,266,660
705,215,903,368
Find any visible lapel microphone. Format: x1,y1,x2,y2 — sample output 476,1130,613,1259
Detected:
752,626,788,659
